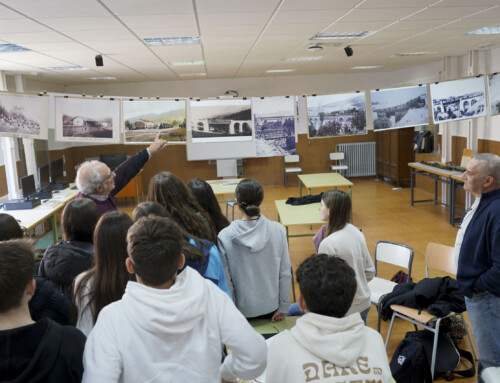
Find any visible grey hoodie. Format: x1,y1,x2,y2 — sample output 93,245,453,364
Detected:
217,215,291,317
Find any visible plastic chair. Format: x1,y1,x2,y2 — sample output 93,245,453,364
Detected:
329,152,348,175
384,242,478,381
283,155,302,187
368,240,414,332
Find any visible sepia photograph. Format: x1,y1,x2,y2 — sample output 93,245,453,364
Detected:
123,100,186,143
371,86,428,131
55,97,120,143
0,92,48,139
488,73,500,116
252,96,296,157
190,99,253,143
307,92,366,138
430,77,486,123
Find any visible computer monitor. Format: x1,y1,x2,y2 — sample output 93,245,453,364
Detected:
38,164,50,191
99,153,127,171
20,174,37,199
50,158,64,183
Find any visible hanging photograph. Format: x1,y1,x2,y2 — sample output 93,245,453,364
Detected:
123,100,186,143
487,73,500,115
0,92,48,139
55,97,121,143
252,96,296,157
307,92,366,138
190,99,253,143
371,86,428,131
430,77,486,123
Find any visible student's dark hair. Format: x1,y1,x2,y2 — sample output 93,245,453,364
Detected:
73,211,134,325
296,253,357,318
0,240,35,313
62,199,99,242
187,178,230,234
127,216,183,287
323,190,351,236
235,178,264,217
133,201,204,265
0,213,24,241
147,172,217,243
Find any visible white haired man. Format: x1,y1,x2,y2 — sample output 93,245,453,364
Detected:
75,134,167,216
455,153,500,381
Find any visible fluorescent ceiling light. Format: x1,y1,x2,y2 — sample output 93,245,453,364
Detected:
466,27,500,35
86,76,117,80
179,72,206,77
283,56,323,62
143,37,201,46
45,66,86,71
393,52,434,57
311,31,372,40
351,66,381,70
170,60,204,66
266,69,296,73
0,43,30,52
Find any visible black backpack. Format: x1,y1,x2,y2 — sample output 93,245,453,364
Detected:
390,334,433,383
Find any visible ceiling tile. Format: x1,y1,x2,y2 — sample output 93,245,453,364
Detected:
0,0,107,17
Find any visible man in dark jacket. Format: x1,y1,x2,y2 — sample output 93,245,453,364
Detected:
75,133,168,216
455,153,500,378
0,240,85,383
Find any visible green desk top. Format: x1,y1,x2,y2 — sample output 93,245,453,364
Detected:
249,316,298,335
275,200,323,226
298,172,353,189
206,178,241,196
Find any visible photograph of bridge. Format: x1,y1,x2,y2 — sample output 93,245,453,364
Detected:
190,99,253,143
307,92,366,138
253,96,296,157
430,77,486,123
488,73,500,116
123,100,186,143
371,86,428,131
0,92,48,139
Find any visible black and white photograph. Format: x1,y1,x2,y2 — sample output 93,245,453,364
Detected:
488,73,500,115
124,100,186,143
0,92,48,139
430,77,487,123
252,96,296,157
371,86,428,131
307,92,367,138
55,97,120,143
190,99,253,143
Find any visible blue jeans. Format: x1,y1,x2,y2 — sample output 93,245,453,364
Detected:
465,292,500,379
287,303,370,325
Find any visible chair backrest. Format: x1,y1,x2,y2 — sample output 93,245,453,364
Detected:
425,242,456,277
329,152,344,161
284,154,300,164
374,240,414,279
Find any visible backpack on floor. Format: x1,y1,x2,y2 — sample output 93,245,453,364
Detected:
390,334,433,383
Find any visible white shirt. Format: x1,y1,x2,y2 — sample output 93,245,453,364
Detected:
454,198,480,267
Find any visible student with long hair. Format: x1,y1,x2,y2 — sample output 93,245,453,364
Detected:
218,178,291,321
317,190,375,324
187,178,230,235
148,172,217,243
132,201,230,297
73,211,134,336
39,199,99,299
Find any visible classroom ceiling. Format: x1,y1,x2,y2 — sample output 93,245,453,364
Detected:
0,0,500,86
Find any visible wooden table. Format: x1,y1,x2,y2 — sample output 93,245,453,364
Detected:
2,186,78,243
297,172,353,198
206,178,241,200
249,316,298,335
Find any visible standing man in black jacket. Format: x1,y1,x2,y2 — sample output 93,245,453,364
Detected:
454,153,500,379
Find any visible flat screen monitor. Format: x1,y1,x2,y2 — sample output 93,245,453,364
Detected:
50,158,64,182
20,174,37,199
99,153,127,171
38,164,50,191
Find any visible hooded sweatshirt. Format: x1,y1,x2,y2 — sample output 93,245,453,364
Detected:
0,318,85,383
82,267,267,383
266,312,392,383
217,215,291,317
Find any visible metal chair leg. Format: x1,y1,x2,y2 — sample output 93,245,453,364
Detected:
385,312,397,349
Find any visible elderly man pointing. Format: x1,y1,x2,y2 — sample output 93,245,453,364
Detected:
75,134,167,216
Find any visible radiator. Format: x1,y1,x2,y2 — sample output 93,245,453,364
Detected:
336,142,376,177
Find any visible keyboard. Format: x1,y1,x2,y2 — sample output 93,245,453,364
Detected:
420,161,465,172
40,201,60,209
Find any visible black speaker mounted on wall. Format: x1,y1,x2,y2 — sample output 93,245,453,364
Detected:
95,54,103,67
344,46,353,57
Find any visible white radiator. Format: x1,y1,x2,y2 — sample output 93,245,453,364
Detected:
337,142,376,177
